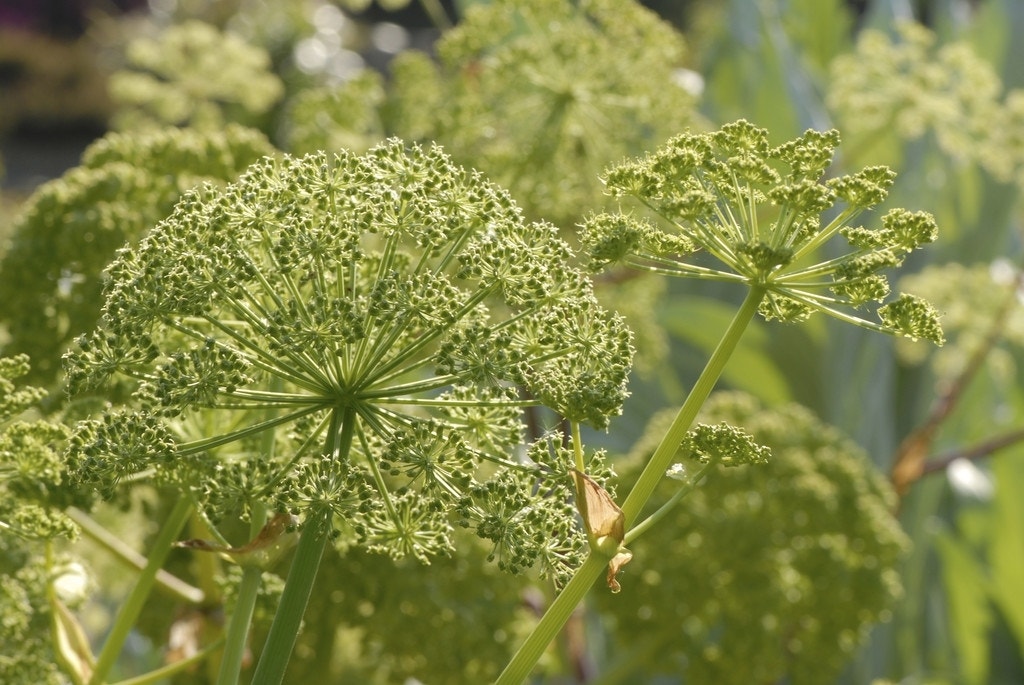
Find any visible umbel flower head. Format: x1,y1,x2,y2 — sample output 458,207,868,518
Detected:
108,20,284,131
64,140,633,572
828,21,1024,186
582,120,944,345
0,355,76,541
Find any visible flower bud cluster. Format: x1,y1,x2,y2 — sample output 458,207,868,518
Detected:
828,21,1024,188
108,20,284,131
288,0,698,228
581,120,944,344
0,356,76,540
0,125,273,385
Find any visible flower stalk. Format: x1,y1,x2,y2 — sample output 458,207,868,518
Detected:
87,497,193,685
250,406,356,684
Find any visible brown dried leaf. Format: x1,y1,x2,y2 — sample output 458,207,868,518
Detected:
176,512,298,568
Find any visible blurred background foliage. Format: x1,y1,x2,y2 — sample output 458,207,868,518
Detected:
1,0,1023,683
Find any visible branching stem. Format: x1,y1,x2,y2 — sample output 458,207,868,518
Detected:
496,285,767,684
249,405,356,684
620,285,766,526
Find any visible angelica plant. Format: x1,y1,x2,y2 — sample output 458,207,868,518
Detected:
496,120,943,683
0,355,76,541
895,261,1024,385
288,0,698,229
286,0,696,375
64,140,632,683
0,355,84,685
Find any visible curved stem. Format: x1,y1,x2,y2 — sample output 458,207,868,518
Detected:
622,458,719,546
88,496,194,685
250,406,356,684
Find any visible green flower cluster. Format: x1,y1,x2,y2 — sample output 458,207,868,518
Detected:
0,356,79,684
287,0,694,377
600,391,909,685
0,537,67,685
288,531,538,685
108,20,284,131
896,260,1024,383
0,125,274,386
677,420,772,468
0,355,75,540
288,0,698,228
828,21,1024,186
581,119,944,344
64,140,633,576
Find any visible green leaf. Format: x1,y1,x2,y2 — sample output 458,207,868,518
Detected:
990,450,1024,654
934,528,993,685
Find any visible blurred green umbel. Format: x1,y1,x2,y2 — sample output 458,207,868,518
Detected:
0,125,274,387
108,20,284,131
895,260,1024,385
599,391,909,685
287,0,699,228
828,21,1024,186
0,355,78,685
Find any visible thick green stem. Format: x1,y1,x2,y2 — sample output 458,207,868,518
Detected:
495,554,606,685
496,286,766,684
88,497,194,685
620,286,766,527
250,406,356,685
218,388,278,685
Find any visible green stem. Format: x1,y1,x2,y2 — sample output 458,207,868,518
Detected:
496,286,766,684
216,564,262,685
216,502,268,685
620,286,766,527
218,385,279,685
495,554,607,685
622,457,719,547
250,406,356,684
88,497,194,685
111,637,225,685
